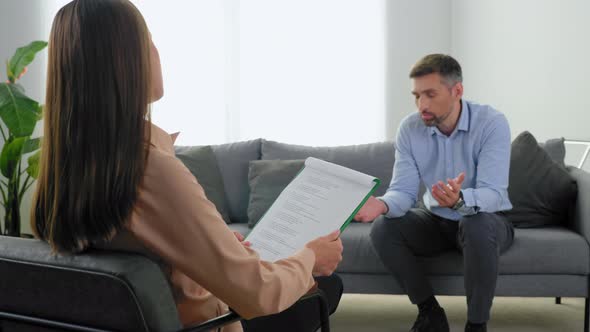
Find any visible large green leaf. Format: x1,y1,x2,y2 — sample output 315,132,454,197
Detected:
23,137,41,154
26,149,40,179
8,41,47,83
0,83,41,137
0,137,26,178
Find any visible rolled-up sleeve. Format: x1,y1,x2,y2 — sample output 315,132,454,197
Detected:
380,124,420,218
461,114,512,213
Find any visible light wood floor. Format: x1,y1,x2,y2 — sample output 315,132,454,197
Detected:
330,294,586,332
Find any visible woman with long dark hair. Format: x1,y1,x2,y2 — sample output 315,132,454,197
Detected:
32,1,343,331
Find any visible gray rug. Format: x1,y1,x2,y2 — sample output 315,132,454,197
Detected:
331,294,585,332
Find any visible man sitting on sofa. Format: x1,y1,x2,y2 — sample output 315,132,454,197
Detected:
355,54,514,332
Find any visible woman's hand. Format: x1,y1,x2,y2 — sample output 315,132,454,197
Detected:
233,231,251,248
305,230,343,276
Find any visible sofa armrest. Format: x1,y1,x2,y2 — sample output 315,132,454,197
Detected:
568,166,590,243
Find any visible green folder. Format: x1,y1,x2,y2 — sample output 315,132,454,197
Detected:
339,177,381,232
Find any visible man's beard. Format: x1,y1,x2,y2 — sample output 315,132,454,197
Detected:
421,112,443,127
421,106,453,127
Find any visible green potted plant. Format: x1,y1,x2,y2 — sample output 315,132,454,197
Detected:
0,41,47,236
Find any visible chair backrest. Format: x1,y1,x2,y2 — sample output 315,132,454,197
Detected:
0,236,182,332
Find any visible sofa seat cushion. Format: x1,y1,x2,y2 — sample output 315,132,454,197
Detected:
228,223,251,237
499,227,590,275
334,224,590,276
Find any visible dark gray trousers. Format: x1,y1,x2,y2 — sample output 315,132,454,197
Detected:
370,208,514,323
241,274,343,332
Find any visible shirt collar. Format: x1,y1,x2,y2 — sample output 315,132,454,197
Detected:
457,99,470,132
429,99,470,136
148,122,178,154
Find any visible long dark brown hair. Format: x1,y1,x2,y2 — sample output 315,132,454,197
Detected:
32,0,152,253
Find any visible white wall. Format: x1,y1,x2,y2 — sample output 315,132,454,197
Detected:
0,0,48,235
452,0,590,142
237,0,386,146
386,0,590,143
136,0,387,146
385,0,452,139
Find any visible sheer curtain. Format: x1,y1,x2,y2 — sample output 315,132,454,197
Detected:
45,0,385,146
238,0,385,146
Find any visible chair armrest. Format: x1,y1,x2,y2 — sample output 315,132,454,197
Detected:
179,311,241,332
178,282,331,332
300,286,331,332
568,166,590,244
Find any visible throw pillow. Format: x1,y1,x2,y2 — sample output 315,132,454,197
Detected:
540,137,566,168
506,131,577,228
175,145,232,224
247,159,305,228
210,139,262,224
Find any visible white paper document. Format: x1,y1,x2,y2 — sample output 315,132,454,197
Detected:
245,157,380,262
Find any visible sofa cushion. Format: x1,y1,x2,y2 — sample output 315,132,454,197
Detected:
337,223,388,273
210,139,262,223
337,223,589,275
175,145,231,224
247,159,305,228
506,131,577,228
228,223,251,237
261,140,394,197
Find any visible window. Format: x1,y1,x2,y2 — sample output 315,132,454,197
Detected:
46,0,386,146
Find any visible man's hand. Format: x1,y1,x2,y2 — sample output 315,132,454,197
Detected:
233,231,251,248
431,172,465,208
354,196,388,223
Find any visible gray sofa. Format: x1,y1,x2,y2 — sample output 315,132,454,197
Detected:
179,137,590,331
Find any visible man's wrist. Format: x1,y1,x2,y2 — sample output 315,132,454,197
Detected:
376,197,389,214
452,191,465,210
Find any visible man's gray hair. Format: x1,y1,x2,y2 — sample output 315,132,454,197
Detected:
409,54,463,87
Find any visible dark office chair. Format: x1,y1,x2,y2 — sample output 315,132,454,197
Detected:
0,236,330,332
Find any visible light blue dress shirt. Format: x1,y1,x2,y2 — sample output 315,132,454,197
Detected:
380,99,512,221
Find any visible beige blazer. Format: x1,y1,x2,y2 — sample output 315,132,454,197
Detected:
101,124,316,331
